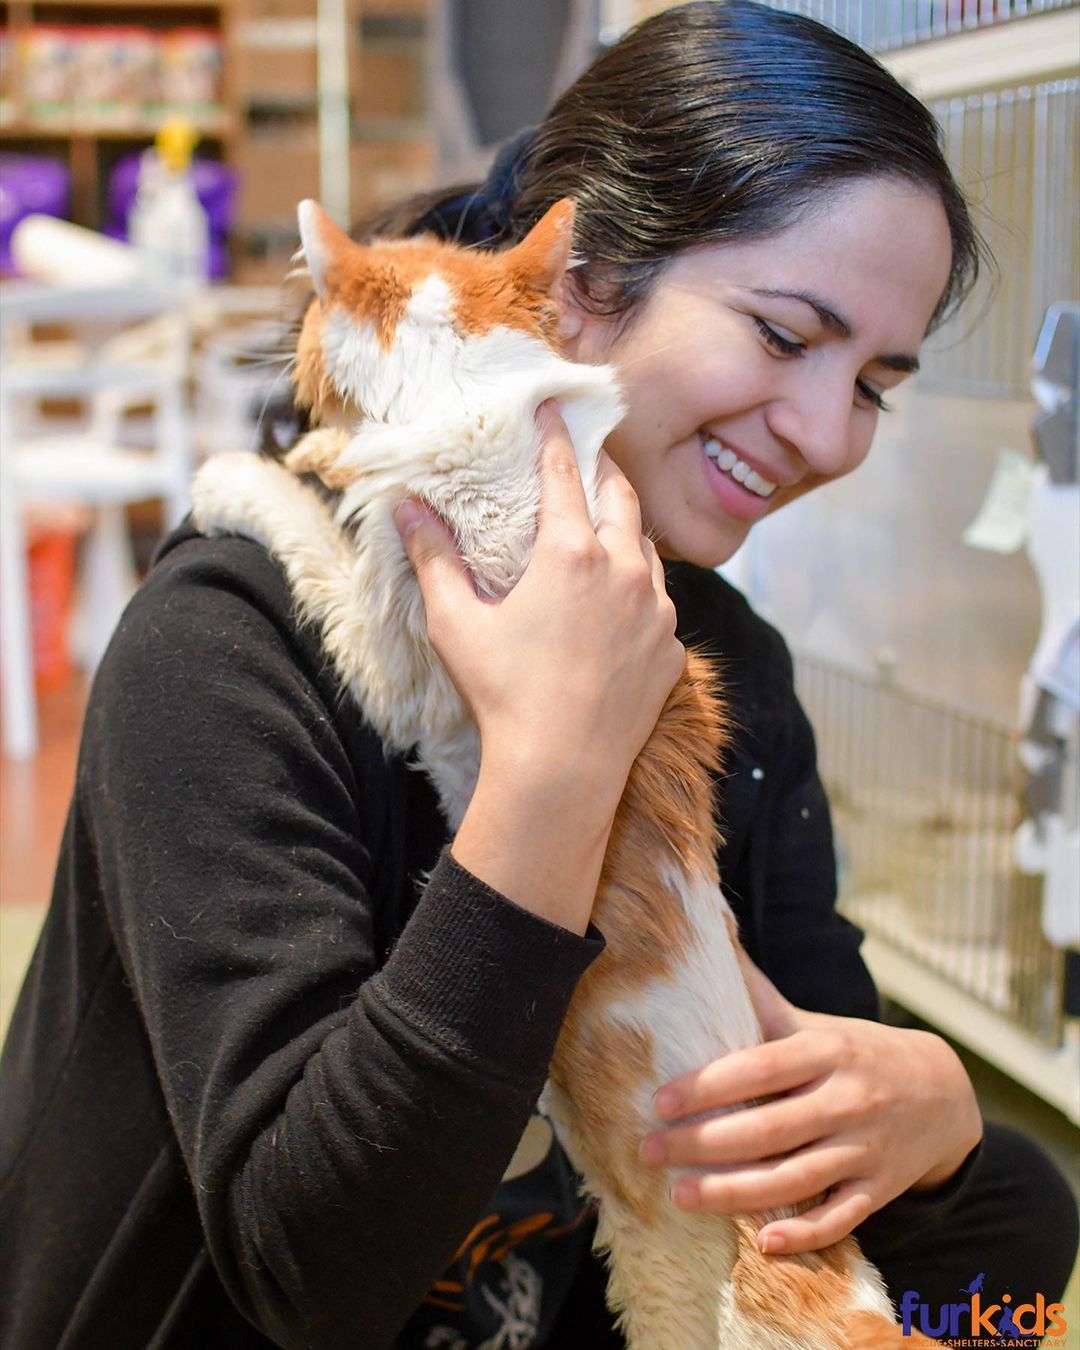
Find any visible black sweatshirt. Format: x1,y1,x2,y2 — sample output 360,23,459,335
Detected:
1,521,901,1349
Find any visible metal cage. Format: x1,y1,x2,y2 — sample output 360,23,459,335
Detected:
921,79,1080,398
795,653,1066,1047
761,0,1077,50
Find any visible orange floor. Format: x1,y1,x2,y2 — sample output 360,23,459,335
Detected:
1,675,87,911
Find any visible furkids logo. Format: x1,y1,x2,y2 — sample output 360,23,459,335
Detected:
899,1272,1068,1344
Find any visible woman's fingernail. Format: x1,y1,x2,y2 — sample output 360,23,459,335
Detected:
653,1089,681,1119
671,1180,700,1211
759,1229,785,1255
640,1134,665,1165
393,500,425,538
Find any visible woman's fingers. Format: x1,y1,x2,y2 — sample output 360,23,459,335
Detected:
393,499,478,639
533,401,594,541
593,447,644,540
757,1182,877,1255
653,1033,832,1121
643,1093,827,1170
669,1144,870,1224
648,1017,984,1254
534,408,658,594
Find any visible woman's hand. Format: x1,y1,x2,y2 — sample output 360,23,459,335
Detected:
394,402,685,934
642,962,984,1255
394,402,684,811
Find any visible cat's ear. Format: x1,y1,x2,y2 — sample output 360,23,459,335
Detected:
504,198,576,295
298,199,354,300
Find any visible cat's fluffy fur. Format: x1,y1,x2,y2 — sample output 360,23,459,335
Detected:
191,199,930,1349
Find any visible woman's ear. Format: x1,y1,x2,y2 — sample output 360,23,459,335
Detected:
551,273,617,362
552,274,586,349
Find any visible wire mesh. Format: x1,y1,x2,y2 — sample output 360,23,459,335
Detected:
795,652,1066,1045
759,0,1078,50
920,79,1080,398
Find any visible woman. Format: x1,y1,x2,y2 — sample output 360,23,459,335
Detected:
1,4,1075,1348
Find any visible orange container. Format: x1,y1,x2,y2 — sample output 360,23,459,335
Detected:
27,528,77,691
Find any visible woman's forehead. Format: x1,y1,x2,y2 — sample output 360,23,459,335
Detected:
661,181,953,345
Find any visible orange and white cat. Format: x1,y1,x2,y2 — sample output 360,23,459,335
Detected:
192,199,931,1350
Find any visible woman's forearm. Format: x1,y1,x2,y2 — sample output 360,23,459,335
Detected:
451,749,619,935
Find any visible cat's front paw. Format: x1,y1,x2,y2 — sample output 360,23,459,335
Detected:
285,426,356,489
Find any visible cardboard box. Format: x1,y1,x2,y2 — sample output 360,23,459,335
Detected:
350,136,432,221
235,44,318,102
354,47,422,122
241,0,316,22
237,129,319,225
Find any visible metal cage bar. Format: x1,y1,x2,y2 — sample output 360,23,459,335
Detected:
919,78,1079,398
760,0,1077,50
794,653,1066,1046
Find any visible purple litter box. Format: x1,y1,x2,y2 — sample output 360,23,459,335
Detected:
0,154,71,276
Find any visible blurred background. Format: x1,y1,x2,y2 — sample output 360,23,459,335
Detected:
0,0,1077,1326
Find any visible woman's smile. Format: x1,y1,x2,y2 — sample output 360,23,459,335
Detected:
698,432,780,523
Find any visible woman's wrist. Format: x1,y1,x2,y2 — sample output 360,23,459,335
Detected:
908,1034,984,1192
450,748,619,935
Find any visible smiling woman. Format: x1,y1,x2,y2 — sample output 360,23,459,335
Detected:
1,3,1076,1350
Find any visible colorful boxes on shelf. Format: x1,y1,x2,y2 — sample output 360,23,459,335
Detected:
8,25,225,130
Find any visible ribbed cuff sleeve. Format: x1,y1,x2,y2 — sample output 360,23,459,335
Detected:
376,847,605,1084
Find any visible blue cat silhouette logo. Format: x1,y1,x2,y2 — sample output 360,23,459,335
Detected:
995,1302,1024,1339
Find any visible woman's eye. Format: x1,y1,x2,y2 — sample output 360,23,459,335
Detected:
856,379,892,413
754,318,805,357
753,314,893,413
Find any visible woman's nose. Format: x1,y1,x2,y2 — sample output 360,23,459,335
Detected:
764,367,858,479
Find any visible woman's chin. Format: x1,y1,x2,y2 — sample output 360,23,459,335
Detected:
656,522,751,571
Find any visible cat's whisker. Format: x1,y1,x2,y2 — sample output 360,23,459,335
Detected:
617,342,677,369
252,359,306,450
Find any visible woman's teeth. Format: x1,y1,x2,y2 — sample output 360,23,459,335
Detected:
703,436,777,498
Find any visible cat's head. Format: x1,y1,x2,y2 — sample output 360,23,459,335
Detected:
293,199,578,425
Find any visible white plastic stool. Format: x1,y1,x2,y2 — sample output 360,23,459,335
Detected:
0,280,193,759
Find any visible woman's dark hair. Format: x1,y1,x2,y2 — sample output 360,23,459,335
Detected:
372,0,981,334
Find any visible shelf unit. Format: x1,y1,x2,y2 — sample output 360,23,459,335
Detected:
0,0,436,280
232,0,432,282
0,0,236,228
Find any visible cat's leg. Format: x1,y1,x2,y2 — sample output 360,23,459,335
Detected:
548,655,922,1349
284,426,356,488
542,1073,737,1350
600,1204,911,1350
597,1197,741,1349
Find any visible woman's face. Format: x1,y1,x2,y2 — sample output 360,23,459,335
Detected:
560,177,955,567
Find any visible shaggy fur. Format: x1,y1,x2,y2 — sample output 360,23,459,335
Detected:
191,199,931,1349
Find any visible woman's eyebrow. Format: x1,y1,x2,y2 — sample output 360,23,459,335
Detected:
749,287,920,373
750,286,852,336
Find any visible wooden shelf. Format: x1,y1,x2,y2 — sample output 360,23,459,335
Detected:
881,7,1080,98
0,114,234,140
14,0,223,9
